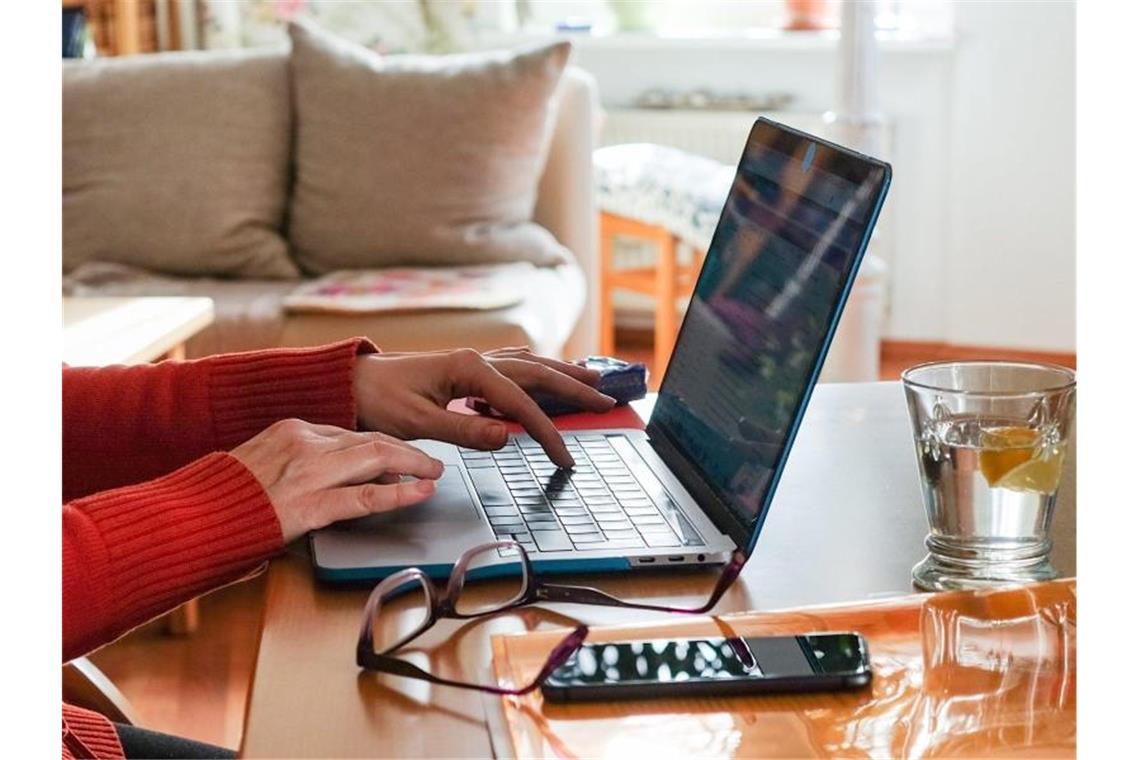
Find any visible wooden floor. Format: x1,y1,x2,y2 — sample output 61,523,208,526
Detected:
82,331,1076,751
88,575,266,750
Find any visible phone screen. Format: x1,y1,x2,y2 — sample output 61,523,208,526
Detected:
546,633,869,688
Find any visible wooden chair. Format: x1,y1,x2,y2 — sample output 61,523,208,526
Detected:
598,211,705,375
63,657,139,725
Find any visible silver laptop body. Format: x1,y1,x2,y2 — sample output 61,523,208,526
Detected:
311,118,892,582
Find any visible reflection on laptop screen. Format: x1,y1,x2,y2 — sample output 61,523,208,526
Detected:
652,120,889,532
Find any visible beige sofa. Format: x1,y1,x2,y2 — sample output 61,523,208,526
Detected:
63,48,600,360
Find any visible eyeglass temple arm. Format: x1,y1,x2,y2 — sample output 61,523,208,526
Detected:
535,551,744,614
357,625,588,696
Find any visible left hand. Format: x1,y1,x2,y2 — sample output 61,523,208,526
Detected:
352,347,616,468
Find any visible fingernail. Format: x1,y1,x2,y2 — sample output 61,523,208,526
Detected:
485,423,507,446
415,479,436,495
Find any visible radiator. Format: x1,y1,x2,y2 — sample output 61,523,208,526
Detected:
600,109,831,323
600,108,828,165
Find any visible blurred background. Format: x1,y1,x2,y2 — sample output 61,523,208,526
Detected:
63,0,1075,385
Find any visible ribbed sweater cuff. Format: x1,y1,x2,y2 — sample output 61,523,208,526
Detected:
73,452,282,640
63,704,123,760
208,337,379,449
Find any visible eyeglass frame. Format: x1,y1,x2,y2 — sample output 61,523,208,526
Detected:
356,539,748,696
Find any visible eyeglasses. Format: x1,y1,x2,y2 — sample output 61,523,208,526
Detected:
356,540,747,695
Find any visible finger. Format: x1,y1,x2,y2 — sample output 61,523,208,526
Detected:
324,438,444,487
452,355,575,468
490,351,602,386
493,358,615,413
411,399,511,452
483,346,531,357
320,479,437,524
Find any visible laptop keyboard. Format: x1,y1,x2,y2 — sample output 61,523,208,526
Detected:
459,435,695,555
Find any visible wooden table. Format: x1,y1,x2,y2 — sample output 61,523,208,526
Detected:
63,296,214,366
63,296,215,633
240,382,1076,758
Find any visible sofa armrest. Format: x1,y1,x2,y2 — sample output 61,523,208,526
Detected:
534,66,600,359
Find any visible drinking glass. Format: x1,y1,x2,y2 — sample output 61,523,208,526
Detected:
902,361,1075,591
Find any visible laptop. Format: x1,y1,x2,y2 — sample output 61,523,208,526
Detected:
312,117,892,582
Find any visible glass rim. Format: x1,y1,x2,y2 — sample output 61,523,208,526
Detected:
901,360,1076,397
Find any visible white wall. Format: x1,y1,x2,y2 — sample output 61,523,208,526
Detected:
945,1,1075,351
568,0,1075,352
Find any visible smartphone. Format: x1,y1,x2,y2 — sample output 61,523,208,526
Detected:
541,633,871,702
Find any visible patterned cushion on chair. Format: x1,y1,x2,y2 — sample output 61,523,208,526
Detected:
594,143,735,251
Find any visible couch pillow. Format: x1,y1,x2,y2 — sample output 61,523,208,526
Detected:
287,20,572,274
63,49,299,279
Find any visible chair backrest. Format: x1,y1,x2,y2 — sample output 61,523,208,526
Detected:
63,657,139,726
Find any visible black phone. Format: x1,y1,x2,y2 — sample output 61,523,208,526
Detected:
541,633,871,702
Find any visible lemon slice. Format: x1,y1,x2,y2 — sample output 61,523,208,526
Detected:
995,452,1065,493
978,426,1038,486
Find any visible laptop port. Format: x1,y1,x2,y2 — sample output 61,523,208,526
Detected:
667,556,684,562
637,557,656,564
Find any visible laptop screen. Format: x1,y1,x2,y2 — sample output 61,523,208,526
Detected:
648,119,890,548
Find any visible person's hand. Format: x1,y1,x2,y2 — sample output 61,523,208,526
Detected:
352,347,616,468
231,418,444,543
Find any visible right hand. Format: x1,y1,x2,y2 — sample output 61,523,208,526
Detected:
230,418,444,543
353,348,616,469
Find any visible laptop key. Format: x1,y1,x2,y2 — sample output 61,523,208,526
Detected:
489,518,526,530
570,532,606,545
644,533,682,548
468,468,514,506
518,503,553,513
532,530,573,552
564,523,601,534
630,514,666,526
484,506,520,518
559,515,594,525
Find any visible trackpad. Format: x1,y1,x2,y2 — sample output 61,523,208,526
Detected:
330,466,478,530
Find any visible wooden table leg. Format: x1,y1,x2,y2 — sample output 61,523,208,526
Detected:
599,213,617,356
164,599,200,636
159,340,202,636
654,232,679,374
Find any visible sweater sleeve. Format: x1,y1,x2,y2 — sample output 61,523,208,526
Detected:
63,452,283,662
63,338,378,501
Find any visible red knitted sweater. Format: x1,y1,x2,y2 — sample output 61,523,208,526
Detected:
62,338,375,759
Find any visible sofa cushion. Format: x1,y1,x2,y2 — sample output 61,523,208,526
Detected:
63,49,299,279
287,20,572,274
